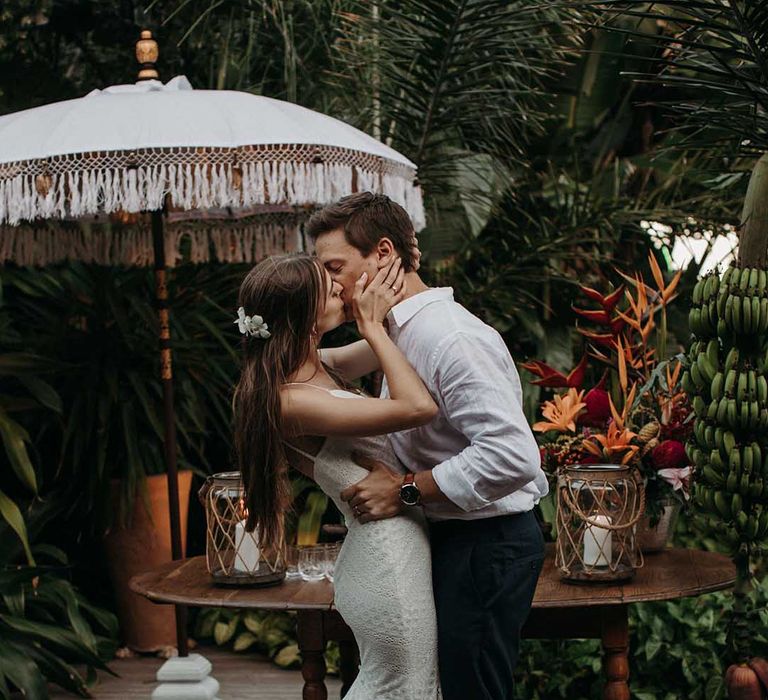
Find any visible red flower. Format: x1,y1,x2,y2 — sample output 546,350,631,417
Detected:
651,440,687,470
582,387,611,427
520,354,589,388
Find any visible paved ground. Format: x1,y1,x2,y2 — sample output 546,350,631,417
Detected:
40,645,343,700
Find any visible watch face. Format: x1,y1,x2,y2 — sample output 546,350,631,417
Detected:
401,484,420,506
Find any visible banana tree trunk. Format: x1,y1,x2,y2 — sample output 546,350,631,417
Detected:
738,154,768,268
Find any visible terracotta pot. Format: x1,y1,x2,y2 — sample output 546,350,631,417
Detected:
636,499,680,553
103,471,193,652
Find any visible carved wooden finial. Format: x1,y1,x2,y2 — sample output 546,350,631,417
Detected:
136,29,159,81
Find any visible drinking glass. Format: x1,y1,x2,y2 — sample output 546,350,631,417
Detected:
323,542,341,582
284,545,301,580
298,545,325,582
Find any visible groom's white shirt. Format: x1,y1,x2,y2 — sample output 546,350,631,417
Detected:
382,287,549,521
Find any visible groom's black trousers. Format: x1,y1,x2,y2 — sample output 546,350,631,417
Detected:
430,509,544,700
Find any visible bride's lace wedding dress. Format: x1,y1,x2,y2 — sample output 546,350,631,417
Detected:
288,386,441,699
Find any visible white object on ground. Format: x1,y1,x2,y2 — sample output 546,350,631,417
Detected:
152,653,219,700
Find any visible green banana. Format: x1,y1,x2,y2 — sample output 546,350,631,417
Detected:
706,399,719,422
710,371,724,401
710,448,726,472
682,370,695,394
729,448,742,479
752,296,761,333
743,296,752,334
739,472,751,498
737,370,748,404
750,399,760,429
732,493,743,516
727,398,738,428
714,490,732,519
742,444,754,476
740,267,751,293
697,352,717,383
748,267,759,295
727,471,739,494
733,293,742,333
758,374,768,406
725,348,740,374
692,278,704,306
760,298,768,334
724,368,737,396
703,465,725,488
740,400,750,430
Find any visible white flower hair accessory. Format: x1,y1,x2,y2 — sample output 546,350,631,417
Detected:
234,306,271,339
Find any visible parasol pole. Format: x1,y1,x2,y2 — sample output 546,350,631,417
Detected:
137,29,189,658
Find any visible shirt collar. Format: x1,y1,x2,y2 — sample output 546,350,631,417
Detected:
387,287,454,329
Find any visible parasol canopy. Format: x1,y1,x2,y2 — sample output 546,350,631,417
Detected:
0,74,424,265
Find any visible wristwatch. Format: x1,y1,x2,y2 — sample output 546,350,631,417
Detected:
400,473,422,506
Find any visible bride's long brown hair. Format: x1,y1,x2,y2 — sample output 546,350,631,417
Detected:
233,254,329,547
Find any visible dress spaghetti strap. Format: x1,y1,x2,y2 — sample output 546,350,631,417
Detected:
284,441,320,461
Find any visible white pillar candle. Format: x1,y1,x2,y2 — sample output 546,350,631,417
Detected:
583,514,612,567
233,520,260,573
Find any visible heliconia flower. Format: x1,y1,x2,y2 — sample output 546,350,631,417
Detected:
651,439,687,471
532,388,587,433
582,387,611,427
647,252,683,306
521,355,589,388
572,307,612,325
657,466,691,494
578,284,625,312
582,420,639,464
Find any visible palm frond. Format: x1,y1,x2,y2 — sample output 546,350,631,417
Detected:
574,1,768,155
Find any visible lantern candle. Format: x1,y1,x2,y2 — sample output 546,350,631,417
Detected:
234,520,260,572
583,514,612,567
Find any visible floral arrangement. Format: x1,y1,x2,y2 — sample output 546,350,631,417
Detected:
522,253,692,523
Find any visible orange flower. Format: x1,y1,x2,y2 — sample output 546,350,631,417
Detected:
533,388,586,433
583,421,639,465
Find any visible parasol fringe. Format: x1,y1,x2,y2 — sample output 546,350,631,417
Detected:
0,219,306,268
0,161,424,231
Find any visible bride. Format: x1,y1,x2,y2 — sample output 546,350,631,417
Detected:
232,253,441,699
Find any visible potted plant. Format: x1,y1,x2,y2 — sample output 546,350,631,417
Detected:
523,252,693,551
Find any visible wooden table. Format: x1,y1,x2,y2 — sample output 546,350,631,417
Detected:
130,546,735,700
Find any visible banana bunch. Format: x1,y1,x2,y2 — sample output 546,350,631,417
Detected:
689,272,721,338
718,266,768,336
686,265,768,544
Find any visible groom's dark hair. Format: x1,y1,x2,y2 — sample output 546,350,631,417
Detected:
306,192,416,271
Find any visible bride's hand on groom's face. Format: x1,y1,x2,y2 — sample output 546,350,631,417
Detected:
340,452,403,524
352,257,407,335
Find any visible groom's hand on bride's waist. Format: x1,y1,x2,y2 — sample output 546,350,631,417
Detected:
340,452,403,523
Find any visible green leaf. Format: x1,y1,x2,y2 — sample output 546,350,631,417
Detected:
213,617,239,646
273,643,300,668
0,406,37,494
0,640,47,699
644,638,662,661
16,375,62,414
232,631,258,652
243,611,263,636
0,490,34,565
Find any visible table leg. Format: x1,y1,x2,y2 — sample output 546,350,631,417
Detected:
338,639,359,697
297,610,327,700
601,605,630,700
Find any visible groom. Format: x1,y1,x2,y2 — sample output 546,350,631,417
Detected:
307,192,548,700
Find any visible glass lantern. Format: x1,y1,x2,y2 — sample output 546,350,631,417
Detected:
199,471,285,587
555,464,645,582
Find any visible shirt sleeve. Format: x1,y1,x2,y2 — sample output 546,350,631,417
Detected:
430,331,544,512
